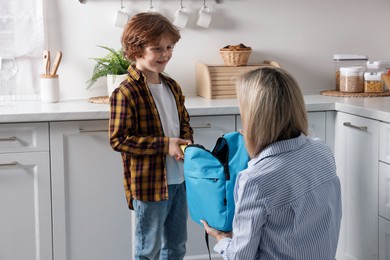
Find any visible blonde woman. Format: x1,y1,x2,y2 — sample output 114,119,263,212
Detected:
202,67,342,259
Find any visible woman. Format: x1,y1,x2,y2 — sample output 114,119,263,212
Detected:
202,67,342,260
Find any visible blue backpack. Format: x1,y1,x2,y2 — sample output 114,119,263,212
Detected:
183,132,250,232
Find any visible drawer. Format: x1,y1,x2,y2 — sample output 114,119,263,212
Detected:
380,122,390,164
237,112,327,141
0,123,49,153
190,115,235,150
380,162,390,221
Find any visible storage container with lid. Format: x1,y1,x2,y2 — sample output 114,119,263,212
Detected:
334,54,368,90
367,60,390,70
339,66,364,93
364,71,385,93
366,60,390,76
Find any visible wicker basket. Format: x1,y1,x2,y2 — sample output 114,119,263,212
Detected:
220,48,252,66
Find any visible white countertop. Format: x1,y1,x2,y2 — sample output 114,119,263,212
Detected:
1,95,390,123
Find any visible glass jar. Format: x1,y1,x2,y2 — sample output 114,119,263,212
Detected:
364,71,385,93
366,60,390,72
339,66,364,93
334,54,368,91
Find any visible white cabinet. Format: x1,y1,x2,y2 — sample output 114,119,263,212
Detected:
379,122,390,163
236,112,329,142
379,162,390,260
190,115,236,150
0,123,52,260
379,162,390,221
379,122,390,260
307,111,326,141
186,115,235,259
334,112,379,260
379,216,390,260
50,120,132,260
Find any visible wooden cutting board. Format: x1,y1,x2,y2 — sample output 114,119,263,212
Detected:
89,96,109,104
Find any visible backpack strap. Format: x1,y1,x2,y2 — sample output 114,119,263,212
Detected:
212,137,230,180
205,230,212,260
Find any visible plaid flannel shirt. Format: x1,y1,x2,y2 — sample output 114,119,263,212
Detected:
109,64,193,209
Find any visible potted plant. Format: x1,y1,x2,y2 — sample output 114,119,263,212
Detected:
86,45,131,96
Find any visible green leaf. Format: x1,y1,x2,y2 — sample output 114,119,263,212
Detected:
86,45,131,89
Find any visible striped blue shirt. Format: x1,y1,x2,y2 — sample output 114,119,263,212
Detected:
214,134,342,259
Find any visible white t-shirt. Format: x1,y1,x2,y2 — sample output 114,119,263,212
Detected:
148,81,184,185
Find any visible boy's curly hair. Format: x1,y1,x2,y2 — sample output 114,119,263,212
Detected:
121,12,181,61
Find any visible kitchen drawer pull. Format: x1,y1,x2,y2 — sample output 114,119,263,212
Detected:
192,124,212,129
0,136,17,142
0,162,17,167
79,129,108,134
343,122,368,131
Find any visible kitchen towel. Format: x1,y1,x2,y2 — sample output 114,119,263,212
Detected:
0,0,45,101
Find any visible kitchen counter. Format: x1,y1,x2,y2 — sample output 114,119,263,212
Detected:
0,95,390,123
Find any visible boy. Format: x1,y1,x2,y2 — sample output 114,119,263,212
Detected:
109,12,193,260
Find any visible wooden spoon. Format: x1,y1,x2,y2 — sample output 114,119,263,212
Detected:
50,51,62,75
43,50,50,75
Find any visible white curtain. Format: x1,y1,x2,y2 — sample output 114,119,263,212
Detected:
0,0,45,101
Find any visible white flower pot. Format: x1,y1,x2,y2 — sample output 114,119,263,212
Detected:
107,74,127,97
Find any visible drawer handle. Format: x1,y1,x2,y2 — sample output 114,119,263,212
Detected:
0,136,17,142
79,129,108,133
343,122,368,131
0,162,17,167
192,124,212,129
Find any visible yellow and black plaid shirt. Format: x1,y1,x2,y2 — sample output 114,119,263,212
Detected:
109,64,193,209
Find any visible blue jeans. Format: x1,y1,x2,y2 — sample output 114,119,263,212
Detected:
133,183,188,260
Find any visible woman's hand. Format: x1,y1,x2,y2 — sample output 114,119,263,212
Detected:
201,220,232,242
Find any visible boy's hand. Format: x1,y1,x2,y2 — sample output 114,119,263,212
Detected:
168,138,192,160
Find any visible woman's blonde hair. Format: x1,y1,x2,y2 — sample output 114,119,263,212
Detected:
121,12,181,61
236,66,308,158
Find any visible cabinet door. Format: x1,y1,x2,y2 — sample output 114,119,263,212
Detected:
334,112,379,260
307,112,326,141
236,112,327,142
379,122,390,164
379,217,390,260
186,115,235,259
50,121,132,260
0,152,52,260
190,115,236,150
379,162,390,221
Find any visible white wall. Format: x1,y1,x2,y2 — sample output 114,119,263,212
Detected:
45,0,390,100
